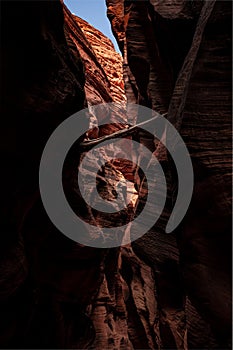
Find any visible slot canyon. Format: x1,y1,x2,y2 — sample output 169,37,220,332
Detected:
0,1,231,349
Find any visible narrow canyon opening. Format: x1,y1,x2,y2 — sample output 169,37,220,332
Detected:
0,1,231,349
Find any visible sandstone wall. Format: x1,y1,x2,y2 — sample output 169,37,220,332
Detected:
0,1,231,349
106,0,232,348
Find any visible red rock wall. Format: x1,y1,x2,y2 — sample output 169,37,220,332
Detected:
75,15,126,105
63,5,125,106
0,0,231,349
0,1,105,348
0,1,135,349
106,0,232,348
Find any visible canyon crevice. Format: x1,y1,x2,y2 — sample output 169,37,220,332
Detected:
0,1,231,349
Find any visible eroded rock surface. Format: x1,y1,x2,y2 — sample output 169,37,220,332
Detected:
0,0,231,349
0,1,112,348
0,1,134,349
106,0,232,348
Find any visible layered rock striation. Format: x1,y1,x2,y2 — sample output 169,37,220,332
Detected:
0,1,133,349
0,1,121,348
106,0,232,348
0,0,231,349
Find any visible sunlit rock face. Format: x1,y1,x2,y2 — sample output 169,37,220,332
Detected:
63,7,145,350
63,5,125,106
106,0,232,349
75,16,126,105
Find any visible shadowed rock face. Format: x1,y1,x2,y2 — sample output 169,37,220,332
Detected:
0,1,108,348
0,0,87,303
0,0,231,349
106,0,232,348
0,1,134,349
1,1,83,348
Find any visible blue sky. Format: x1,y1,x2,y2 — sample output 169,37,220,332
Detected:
64,0,120,53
